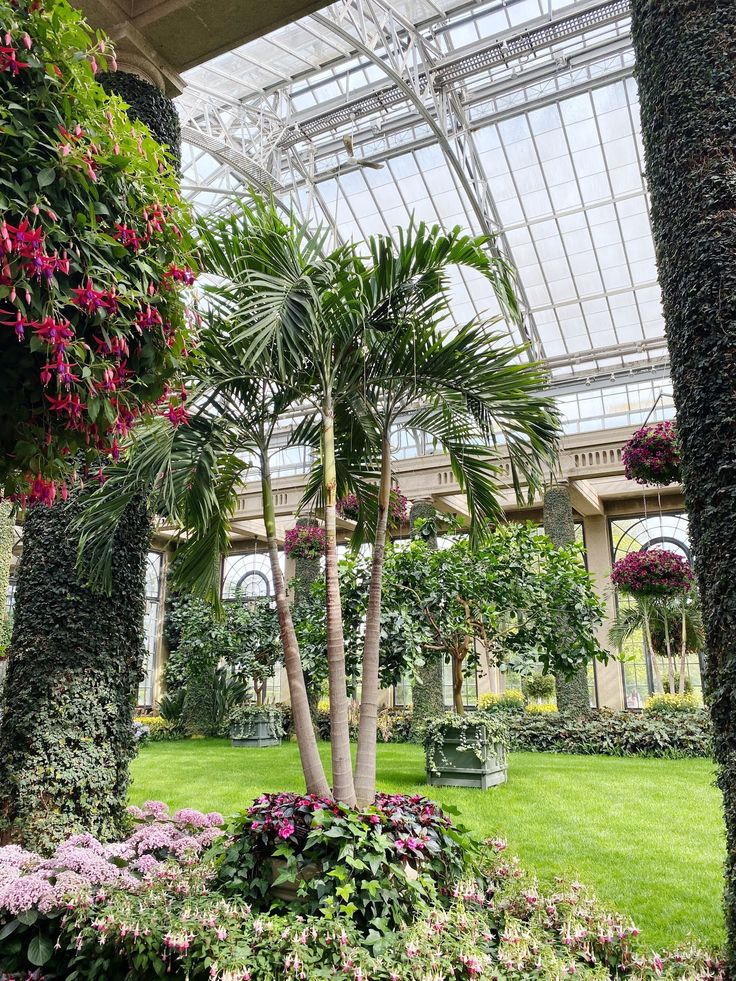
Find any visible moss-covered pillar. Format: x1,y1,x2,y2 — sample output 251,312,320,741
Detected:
543,483,591,716
631,1,736,962
293,517,323,725
98,59,181,171
0,501,13,694
0,498,149,851
410,500,445,738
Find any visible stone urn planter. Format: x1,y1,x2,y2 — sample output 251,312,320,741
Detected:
229,705,284,749
423,713,508,790
268,857,319,901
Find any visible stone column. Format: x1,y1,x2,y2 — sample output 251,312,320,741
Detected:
543,483,591,716
583,514,623,709
409,501,445,738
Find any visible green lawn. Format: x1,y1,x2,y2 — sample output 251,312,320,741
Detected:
131,740,725,953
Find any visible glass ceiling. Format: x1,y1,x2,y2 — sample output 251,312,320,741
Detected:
177,0,673,433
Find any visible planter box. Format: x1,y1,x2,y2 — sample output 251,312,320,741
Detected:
230,715,282,749
269,857,319,901
426,724,507,790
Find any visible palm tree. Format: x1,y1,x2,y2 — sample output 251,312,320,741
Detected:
300,311,559,805
609,590,704,696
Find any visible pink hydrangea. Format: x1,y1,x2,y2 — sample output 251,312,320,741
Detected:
206,812,225,828
173,808,209,829
142,800,170,820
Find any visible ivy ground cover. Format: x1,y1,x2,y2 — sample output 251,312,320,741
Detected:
131,740,724,952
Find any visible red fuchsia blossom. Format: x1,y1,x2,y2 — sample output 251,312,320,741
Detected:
0,44,27,74
71,278,108,315
113,223,142,251
136,304,163,330
610,548,694,597
163,263,196,286
622,420,680,486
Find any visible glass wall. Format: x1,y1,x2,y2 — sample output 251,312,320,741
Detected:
610,513,700,706
139,552,164,707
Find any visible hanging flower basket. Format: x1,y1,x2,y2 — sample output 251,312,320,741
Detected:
336,486,409,528
611,548,694,597
622,421,680,486
284,525,326,560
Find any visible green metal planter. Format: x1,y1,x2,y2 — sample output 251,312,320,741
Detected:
426,722,507,790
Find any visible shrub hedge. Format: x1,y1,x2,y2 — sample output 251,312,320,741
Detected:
503,709,711,759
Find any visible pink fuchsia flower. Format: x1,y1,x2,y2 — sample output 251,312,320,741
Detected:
0,45,28,74
71,278,108,315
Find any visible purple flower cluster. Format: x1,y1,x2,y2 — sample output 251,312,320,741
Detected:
622,421,680,486
0,802,225,918
610,548,694,597
336,486,409,527
283,524,326,560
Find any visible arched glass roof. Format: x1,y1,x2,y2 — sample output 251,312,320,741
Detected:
177,0,673,433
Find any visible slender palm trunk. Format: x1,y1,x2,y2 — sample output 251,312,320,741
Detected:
662,610,676,695
354,437,392,807
261,454,330,798
678,601,687,696
642,608,663,694
322,401,356,805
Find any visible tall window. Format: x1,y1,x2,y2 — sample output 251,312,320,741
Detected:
610,514,699,706
139,552,163,706
222,552,277,600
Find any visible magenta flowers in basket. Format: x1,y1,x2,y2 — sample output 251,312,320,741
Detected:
611,548,694,597
622,420,680,486
284,524,326,560
336,486,409,527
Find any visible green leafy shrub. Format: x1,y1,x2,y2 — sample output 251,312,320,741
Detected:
644,693,702,716
216,791,470,936
506,709,711,759
522,673,556,702
316,707,414,744
478,689,525,713
663,673,694,696
133,715,178,741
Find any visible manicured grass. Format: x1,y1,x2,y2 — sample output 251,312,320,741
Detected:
131,740,725,953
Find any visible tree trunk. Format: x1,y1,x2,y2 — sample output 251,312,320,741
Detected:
543,484,591,716
662,611,676,696
321,403,356,805
631,2,736,962
452,650,465,715
354,437,392,807
261,455,330,798
679,603,688,696
0,497,149,852
642,609,663,695
410,501,445,739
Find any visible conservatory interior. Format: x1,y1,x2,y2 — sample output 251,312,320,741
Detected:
0,0,731,978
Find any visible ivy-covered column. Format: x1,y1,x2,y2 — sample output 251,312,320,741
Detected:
630,1,736,963
410,501,445,739
293,517,324,727
0,501,13,693
543,484,590,716
99,60,181,171
0,498,149,851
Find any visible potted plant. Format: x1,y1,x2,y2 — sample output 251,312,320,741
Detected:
423,713,509,790
229,704,285,748
622,420,680,486
284,525,326,561
611,548,694,598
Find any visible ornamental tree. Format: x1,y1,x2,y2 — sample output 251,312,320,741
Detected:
0,0,195,501
381,524,606,715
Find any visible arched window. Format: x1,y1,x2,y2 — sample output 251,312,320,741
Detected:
610,513,698,707
222,552,278,600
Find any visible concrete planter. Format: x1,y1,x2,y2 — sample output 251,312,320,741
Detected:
426,723,507,790
230,710,282,748
269,857,319,901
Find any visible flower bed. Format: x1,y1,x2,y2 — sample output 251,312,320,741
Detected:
0,820,722,980
217,791,467,933
622,421,681,486
611,549,694,597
